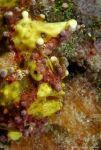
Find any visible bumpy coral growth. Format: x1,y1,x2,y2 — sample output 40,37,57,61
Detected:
0,10,77,143
13,11,77,51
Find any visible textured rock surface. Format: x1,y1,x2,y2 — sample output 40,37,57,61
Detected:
10,76,101,150
0,0,101,150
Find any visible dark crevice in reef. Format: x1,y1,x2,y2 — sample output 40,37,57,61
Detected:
68,61,86,77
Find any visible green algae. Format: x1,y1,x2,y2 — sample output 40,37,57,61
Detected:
28,100,63,118
8,131,22,141
0,81,22,106
0,0,17,8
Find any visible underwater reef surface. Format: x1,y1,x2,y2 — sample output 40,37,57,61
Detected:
0,0,101,150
